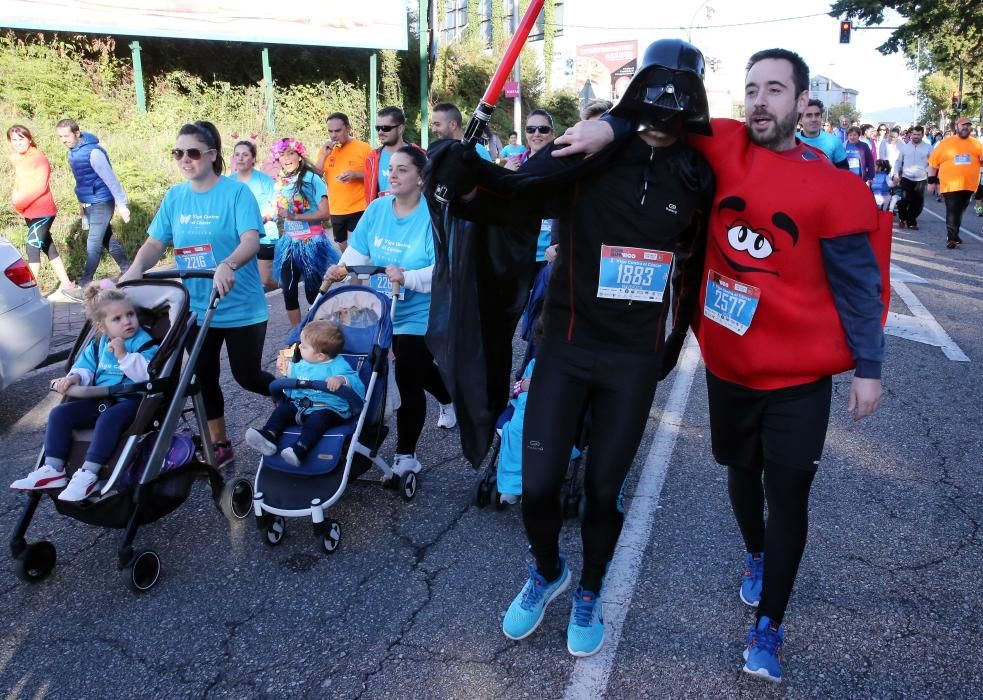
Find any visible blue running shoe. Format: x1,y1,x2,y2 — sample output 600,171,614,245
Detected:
740,552,764,608
743,615,784,683
502,558,570,640
567,587,604,657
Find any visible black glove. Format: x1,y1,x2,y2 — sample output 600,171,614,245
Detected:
657,331,686,381
427,140,481,200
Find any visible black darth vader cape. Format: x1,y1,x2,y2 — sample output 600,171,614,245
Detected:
422,138,623,468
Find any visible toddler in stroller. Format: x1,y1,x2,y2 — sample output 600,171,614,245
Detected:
11,284,159,501
245,320,365,467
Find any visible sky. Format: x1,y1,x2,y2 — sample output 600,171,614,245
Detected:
553,0,918,122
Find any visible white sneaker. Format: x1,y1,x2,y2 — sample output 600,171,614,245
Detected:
500,493,520,505
437,403,457,429
392,453,422,477
280,447,301,467
57,470,99,502
10,464,68,491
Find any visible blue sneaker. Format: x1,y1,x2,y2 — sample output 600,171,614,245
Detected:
567,587,604,657
743,615,784,683
740,552,764,607
502,558,570,640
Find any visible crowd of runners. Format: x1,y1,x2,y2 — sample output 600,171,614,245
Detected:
5,35,983,686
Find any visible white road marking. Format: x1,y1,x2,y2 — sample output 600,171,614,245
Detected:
887,279,969,362
921,207,983,243
563,335,700,700
890,263,927,284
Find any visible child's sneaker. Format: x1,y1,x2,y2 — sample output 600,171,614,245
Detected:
567,587,605,657
740,552,764,607
10,464,68,491
503,557,570,640
743,615,784,683
57,470,98,502
245,428,277,456
392,453,422,476
280,447,301,467
437,403,457,429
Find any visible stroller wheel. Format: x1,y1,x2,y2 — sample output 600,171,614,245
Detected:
264,516,286,546
14,541,56,583
219,478,253,521
321,520,342,554
124,549,161,592
473,475,491,508
400,472,418,501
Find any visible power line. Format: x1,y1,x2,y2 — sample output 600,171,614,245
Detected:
554,12,830,32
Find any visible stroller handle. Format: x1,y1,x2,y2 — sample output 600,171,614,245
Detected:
322,264,403,302
143,269,215,281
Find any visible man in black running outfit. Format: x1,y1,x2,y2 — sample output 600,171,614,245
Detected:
430,39,715,657
553,47,886,682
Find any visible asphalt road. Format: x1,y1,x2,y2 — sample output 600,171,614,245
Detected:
0,198,979,699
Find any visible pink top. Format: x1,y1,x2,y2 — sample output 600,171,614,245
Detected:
9,147,57,219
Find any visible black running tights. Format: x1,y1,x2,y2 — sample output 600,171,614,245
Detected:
728,463,816,626
522,339,659,593
392,334,452,454
186,321,275,420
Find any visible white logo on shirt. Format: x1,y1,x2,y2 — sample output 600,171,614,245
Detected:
666,203,678,214
374,236,384,248
180,214,192,225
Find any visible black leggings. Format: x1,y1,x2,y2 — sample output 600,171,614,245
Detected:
522,338,659,592
187,321,275,420
24,216,59,264
280,255,319,311
392,334,452,454
728,464,815,626
943,190,973,242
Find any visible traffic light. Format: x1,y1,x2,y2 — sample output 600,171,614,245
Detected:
951,93,961,112
839,20,852,44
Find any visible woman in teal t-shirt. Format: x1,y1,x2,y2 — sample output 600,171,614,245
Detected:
324,146,454,477
270,137,337,328
231,140,278,289
121,120,274,467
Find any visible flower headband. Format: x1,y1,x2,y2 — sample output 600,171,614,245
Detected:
271,137,307,159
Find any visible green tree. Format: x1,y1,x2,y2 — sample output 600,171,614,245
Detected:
828,102,862,126
829,1,983,108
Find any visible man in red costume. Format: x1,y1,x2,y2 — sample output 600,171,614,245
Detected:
553,47,885,683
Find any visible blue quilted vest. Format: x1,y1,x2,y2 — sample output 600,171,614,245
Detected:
67,132,114,204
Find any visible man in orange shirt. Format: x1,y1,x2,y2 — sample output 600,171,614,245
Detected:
314,112,372,252
927,116,983,249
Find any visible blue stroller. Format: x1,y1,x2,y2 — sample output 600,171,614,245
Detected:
251,266,411,554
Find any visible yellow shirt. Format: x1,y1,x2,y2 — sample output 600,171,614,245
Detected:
928,135,983,193
319,139,373,215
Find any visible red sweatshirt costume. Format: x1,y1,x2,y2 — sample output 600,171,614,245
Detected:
690,119,883,390
9,148,57,219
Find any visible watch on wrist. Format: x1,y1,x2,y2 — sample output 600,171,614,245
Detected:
222,259,239,271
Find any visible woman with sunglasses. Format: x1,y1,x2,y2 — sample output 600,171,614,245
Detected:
504,110,559,267
122,120,274,467
323,146,454,477
231,140,278,290
269,137,336,328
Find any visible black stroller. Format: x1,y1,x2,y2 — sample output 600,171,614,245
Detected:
9,270,253,592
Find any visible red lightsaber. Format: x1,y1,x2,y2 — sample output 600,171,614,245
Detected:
434,0,546,202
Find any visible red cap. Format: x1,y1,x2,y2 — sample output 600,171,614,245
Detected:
955,117,972,126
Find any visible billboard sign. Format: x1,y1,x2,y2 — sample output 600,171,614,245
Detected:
575,41,637,102
0,0,407,50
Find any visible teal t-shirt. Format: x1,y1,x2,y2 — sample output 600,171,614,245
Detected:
536,219,555,262
349,195,435,336
799,132,847,164
71,329,158,386
475,143,492,162
377,149,393,195
232,171,279,244
148,177,268,329
285,356,365,418
501,144,527,159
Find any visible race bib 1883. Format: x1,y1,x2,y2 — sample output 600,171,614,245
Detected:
704,269,760,336
597,245,673,303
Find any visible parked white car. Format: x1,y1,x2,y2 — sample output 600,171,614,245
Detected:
0,236,52,390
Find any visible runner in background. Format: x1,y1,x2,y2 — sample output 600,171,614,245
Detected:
230,140,278,289
313,113,372,254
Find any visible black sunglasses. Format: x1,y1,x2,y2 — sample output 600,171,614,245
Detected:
171,147,214,161
525,125,552,134
375,124,398,132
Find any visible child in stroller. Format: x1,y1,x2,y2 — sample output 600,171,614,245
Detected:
245,320,365,467
11,283,159,501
